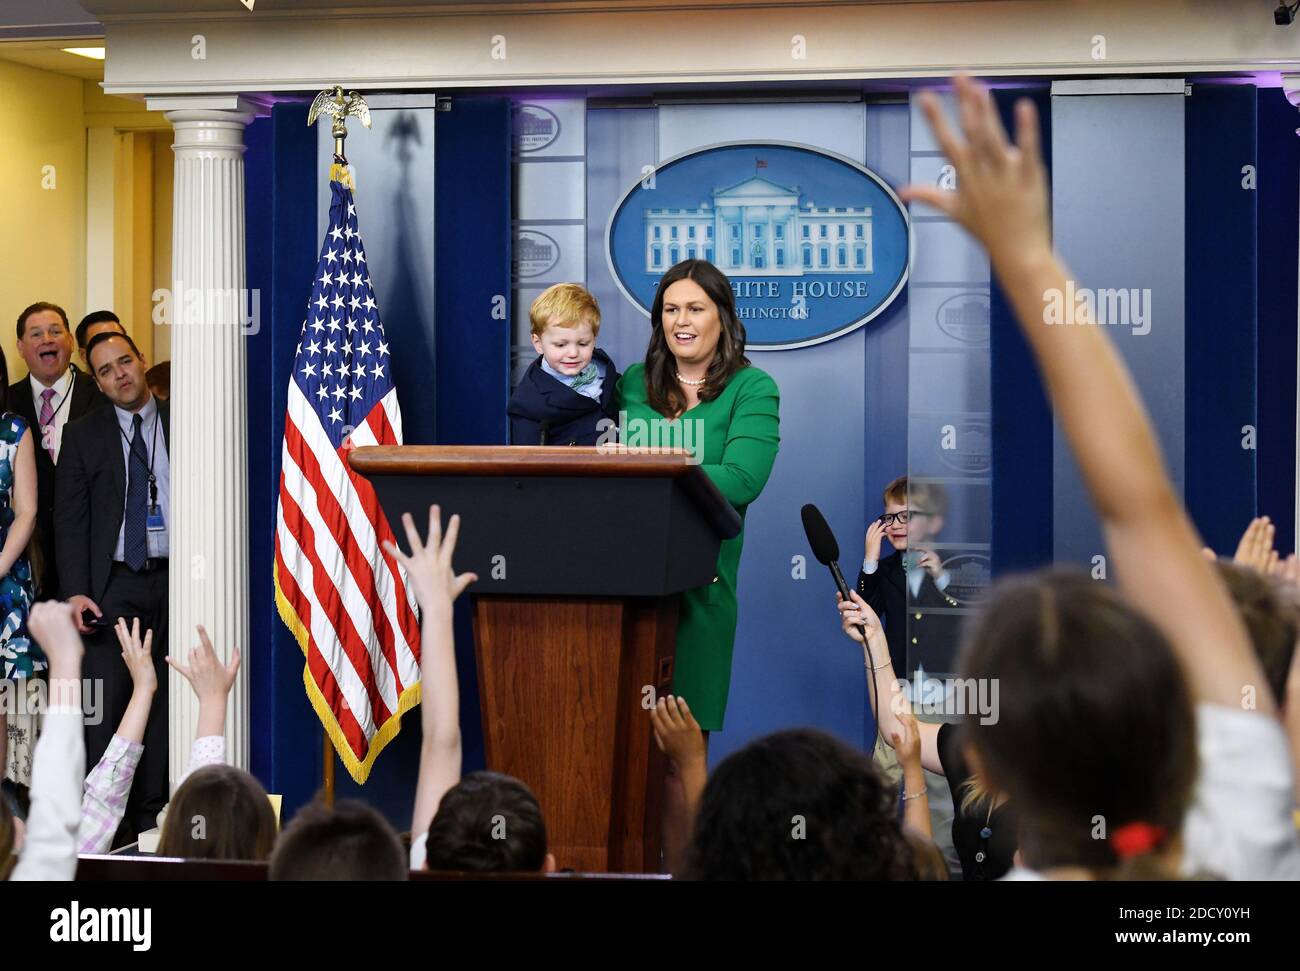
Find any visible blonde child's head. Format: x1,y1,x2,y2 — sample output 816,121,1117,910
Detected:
529,283,601,378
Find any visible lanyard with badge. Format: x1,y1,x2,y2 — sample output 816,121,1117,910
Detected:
118,411,164,531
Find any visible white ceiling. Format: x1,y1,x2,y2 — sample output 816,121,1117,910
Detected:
0,40,104,79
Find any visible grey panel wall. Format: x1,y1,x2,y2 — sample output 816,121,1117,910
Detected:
1050,90,1186,567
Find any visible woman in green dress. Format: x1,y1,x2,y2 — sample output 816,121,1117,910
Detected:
616,259,780,863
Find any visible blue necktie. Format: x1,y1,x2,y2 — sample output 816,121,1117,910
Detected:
124,413,148,570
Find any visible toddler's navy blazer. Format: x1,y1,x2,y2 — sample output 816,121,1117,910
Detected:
507,348,621,446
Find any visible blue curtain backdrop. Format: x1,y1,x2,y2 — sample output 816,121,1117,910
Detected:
246,103,325,821
1257,87,1300,555
1185,84,1258,555
990,88,1054,577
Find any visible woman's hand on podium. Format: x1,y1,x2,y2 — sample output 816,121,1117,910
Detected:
384,504,477,615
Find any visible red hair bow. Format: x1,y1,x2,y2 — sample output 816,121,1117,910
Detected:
1112,822,1167,859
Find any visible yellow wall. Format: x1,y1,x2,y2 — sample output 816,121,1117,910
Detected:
83,79,172,366
0,59,86,382
151,130,172,364
1,62,172,383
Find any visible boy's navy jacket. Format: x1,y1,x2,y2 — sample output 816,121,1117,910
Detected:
507,348,621,446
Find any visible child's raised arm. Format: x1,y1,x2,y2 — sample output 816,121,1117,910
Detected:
650,695,708,822
77,619,158,854
11,602,85,881
384,505,477,859
167,625,242,781
900,76,1264,713
837,590,943,775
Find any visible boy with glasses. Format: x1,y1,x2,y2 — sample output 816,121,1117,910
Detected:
858,475,954,678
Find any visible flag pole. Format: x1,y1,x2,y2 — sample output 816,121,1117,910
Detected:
323,733,335,805
308,84,371,190
307,84,372,805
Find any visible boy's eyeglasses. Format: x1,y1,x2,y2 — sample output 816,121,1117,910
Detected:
878,510,933,526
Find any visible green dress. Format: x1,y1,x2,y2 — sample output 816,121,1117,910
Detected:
615,363,780,730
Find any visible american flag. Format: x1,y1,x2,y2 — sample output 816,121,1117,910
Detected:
274,179,421,784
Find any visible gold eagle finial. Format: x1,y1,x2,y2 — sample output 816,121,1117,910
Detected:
308,85,372,163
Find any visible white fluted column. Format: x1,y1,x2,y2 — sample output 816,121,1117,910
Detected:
154,98,256,786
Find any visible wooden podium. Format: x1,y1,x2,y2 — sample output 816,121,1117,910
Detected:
349,446,741,872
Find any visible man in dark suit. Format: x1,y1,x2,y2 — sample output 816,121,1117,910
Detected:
56,330,170,842
75,309,129,372
8,303,116,598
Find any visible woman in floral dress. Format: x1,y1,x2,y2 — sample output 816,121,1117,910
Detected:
0,346,40,792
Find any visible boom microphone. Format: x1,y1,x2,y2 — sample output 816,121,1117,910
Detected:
801,503,853,603
802,502,882,740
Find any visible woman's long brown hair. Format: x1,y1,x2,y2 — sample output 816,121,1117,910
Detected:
644,260,750,418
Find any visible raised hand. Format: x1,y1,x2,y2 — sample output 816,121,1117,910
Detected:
650,694,705,770
651,694,708,842
383,504,477,613
114,617,157,694
1233,516,1278,575
917,548,944,579
168,625,240,705
1274,552,1300,592
899,75,1051,270
28,601,84,676
865,519,887,563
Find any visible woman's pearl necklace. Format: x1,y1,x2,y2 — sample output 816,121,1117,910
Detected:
675,372,707,386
